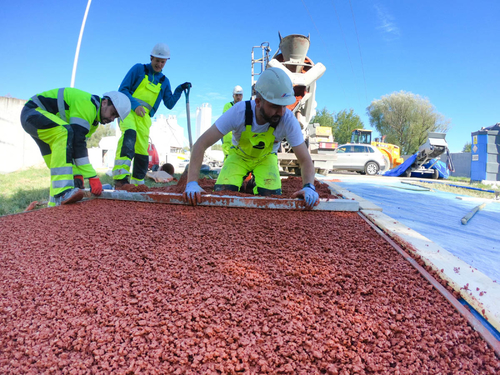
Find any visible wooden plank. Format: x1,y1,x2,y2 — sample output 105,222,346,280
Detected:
83,189,359,212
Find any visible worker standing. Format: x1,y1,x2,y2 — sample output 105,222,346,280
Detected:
183,68,319,209
221,85,244,159
112,42,191,187
20,88,131,206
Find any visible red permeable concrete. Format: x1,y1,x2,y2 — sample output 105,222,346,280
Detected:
1,201,499,374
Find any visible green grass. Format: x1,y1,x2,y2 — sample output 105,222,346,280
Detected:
411,177,499,200
0,165,51,216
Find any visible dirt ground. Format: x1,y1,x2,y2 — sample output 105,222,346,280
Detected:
1,199,499,374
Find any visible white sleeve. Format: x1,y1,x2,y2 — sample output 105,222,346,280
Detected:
283,112,305,147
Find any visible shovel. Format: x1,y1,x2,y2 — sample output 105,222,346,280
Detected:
184,85,193,150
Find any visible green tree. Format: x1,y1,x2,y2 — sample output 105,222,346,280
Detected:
462,142,471,152
87,124,115,148
311,107,335,128
367,91,451,155
333,109,364,145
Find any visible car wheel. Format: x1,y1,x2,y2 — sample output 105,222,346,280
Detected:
432,169,439,179
365,162,379,175
404,168,412,178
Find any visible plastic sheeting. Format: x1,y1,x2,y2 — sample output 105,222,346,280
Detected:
336,180,500,282
384,154,417,177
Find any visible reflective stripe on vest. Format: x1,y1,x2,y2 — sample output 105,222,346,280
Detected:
136,98,153,111
70,117,90,130
114,159,132,167
113,168,129,176
52,179,73,189
51,166,74,175
74,156,90,166
57,88,66,122
30,95,47,111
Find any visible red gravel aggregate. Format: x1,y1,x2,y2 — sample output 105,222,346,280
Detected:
1,200,499,374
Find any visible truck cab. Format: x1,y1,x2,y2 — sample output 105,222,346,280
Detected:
351,129,372,144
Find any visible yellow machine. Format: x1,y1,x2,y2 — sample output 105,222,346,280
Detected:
351,129,404,169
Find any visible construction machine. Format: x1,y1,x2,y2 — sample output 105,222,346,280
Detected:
350,129,404,170
384,132,455,179
404,132,455,178
251,33,337,175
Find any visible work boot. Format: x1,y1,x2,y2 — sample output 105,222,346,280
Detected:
114,177,130,189
54,188,84,206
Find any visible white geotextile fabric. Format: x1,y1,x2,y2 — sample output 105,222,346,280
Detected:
336,180,500,282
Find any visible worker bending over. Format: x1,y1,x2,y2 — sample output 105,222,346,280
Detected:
221,85,244,159
21,88,130,206
113,42,191,187
183,68,319,209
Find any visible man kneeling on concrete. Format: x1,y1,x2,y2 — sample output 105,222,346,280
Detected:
21,88,131,206
183,67,319,209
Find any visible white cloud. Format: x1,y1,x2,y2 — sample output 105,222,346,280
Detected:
375,4,400,40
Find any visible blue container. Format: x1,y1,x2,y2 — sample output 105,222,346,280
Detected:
471,124,500,182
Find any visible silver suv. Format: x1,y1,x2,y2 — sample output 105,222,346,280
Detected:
329,144,387,175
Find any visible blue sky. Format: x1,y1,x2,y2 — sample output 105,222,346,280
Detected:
1,0,499,153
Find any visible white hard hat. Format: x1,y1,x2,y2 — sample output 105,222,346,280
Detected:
103,91,131,121
151,43,170,59
254,67,295,106
233,85,243,95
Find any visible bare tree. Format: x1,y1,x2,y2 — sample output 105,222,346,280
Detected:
367,91,451,155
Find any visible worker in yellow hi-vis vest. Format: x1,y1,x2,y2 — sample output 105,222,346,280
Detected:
20,88,130,206
113,43,191,188
221,85,243,159
183,68,319,209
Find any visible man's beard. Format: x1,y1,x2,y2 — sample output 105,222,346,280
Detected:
259,107,281,127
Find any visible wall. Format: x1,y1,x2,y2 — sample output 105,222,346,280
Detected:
0,96,45,173
440,152,471,178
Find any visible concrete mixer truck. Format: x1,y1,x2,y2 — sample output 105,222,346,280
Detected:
251,33,337,175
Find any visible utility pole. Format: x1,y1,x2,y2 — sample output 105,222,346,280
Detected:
71,0,92,88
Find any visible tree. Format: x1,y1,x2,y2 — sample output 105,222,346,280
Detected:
333,109,364,145
311,107,334,128
311,107,364,145
366,91,451,155
87,124,115,148
462,142,471,152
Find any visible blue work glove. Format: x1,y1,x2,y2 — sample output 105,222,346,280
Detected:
183,181,205,206
292,183,319,209
180,82,192,91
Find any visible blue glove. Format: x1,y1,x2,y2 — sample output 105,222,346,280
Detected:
183,181,204,206
292,183,319,209
303,184,319,208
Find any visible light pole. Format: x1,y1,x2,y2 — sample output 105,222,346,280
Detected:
71,0,92,88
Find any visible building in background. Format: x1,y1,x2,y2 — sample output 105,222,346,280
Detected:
195,103,212,142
